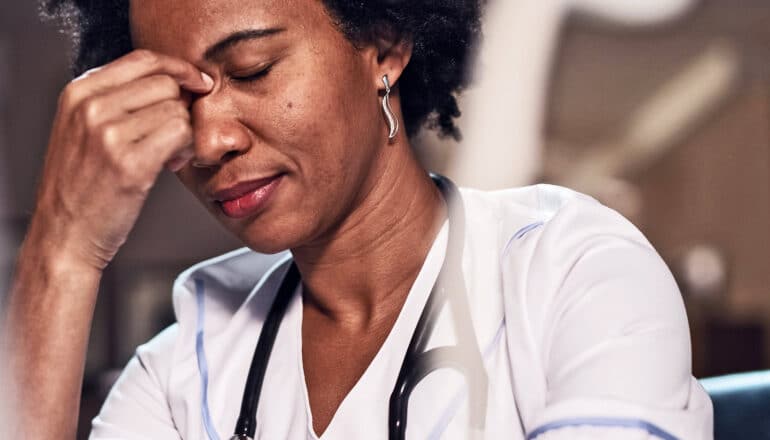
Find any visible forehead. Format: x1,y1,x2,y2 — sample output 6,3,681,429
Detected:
129,0,326,59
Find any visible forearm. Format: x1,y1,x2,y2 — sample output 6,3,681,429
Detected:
0,49,210,440
1,218,103,439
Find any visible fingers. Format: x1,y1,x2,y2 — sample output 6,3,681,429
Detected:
132,116,194,175
53,49,212,185
61,49,213,111
100,99,190,142
81,78,188,130
32,50,210,270
92,116,193,190
90,98,194,175
84,49,212,92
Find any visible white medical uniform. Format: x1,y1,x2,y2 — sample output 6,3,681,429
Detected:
90,184,713,440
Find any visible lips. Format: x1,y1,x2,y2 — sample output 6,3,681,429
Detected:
211,174,283,219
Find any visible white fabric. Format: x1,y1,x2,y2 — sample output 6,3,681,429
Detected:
90,184,713,439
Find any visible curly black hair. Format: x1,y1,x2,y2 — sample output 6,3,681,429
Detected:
39,0,483,139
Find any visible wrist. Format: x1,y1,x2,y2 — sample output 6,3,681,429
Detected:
20,214,108,277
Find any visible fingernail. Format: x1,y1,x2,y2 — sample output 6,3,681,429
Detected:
200,72,214,88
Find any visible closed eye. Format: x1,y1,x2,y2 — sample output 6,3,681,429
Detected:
231,63,274,83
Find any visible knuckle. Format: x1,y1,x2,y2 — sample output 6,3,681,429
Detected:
117,171,147,194
123,161,144,180
101,147,129,183
95,124,121,148
79,97,104,126
91,141,150,194
116,158,151,193
58,82,82,110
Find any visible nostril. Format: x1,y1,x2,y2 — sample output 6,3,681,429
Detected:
221,150,240,162
190,148,242,168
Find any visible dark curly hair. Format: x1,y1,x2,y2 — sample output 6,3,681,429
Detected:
40,0,483,139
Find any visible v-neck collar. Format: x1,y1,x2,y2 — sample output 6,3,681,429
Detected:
289,222,449,440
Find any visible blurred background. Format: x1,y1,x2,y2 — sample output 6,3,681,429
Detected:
0,0,768,438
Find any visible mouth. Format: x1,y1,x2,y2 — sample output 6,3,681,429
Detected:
211,174,284,219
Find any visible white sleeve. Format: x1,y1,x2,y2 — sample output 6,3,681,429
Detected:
512,195,713,440
89,325,182,440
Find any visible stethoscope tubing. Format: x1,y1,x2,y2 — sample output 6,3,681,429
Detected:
232,174,488,440
231,263,301,439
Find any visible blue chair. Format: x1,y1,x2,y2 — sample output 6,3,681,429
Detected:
700,370,770,440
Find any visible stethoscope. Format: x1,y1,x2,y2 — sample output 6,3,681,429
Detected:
230,174,489,440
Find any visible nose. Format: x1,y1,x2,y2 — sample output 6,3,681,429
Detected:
189,94,251,168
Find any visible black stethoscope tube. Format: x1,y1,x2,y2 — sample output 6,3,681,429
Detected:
232,263,300,439
231,174,488,440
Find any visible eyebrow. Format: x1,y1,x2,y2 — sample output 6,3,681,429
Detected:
203,28,286,61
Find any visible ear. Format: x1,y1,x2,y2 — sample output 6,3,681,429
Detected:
368,29,413,90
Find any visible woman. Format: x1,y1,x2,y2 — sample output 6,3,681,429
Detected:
2,0,712,438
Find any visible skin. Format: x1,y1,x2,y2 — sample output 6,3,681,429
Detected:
1,0,446,437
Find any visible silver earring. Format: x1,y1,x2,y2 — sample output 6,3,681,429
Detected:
382,75,399,139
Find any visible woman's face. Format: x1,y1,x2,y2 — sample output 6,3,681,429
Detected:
130,0,390,253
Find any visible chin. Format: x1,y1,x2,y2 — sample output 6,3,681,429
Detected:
229,216,311,255
243,238,295,255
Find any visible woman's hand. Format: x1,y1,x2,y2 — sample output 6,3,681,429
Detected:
0,49,213,439
31,49,213,271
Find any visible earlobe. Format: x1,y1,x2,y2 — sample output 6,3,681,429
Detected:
373,34,413,88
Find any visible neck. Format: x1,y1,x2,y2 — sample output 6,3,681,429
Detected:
291,139,446,330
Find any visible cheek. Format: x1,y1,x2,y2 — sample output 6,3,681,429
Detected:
264,68,368,180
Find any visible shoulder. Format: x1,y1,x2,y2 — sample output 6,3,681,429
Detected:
460,182,645,244
473,183,680,331
459,183,686,357
460,182,656,273
465,183,690,388
459,183,654,271
463,187,712,438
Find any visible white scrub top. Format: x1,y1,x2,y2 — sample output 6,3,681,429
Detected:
90,184,713,440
